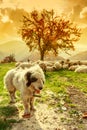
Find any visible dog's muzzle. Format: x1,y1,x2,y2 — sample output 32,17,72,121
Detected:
31,85,42,94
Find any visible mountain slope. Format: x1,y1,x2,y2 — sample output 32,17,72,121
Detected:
70,51,87,60
0,40,29,61
0,40,65,61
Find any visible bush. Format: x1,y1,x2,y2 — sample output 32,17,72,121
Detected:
1,54,16,63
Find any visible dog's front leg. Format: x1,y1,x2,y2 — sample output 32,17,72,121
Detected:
22,96,31,118
30,96,36,111
9,90,16,103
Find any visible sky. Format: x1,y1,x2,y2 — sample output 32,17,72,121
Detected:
0,0,87,56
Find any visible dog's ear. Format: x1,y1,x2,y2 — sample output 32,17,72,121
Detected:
26,72,38,87
26,72,32,87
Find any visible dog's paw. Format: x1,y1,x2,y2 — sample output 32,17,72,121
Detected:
22,113,31,118
9,100,16,104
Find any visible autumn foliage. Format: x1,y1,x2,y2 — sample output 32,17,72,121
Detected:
19,9,81,60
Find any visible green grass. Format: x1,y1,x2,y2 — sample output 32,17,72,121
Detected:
0,63,19,130
0,118,19,130
0,63,15,93
45,70,87,93
0,63,87,129
0,105,18,118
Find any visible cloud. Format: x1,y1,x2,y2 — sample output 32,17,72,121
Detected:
1,15,13,23
71,5,82,20
66,0,87,21
80,7,87,19
67,0,87,7
0,9,13,23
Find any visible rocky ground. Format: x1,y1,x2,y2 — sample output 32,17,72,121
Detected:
11,86,87,130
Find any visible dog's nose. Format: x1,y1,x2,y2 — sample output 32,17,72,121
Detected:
39,87,42,90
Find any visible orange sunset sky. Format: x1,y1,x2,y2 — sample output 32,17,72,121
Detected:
0,0,87,58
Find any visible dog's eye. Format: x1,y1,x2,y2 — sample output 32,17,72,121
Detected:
31,77,37,82
43,80,44,84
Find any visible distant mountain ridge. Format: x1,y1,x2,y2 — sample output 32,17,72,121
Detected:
0,40,29,61
0,40,65,61
69,51,87,60
1,40,87,62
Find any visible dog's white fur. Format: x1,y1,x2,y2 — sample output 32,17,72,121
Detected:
4,64,45,116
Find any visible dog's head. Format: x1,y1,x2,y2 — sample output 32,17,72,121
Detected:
25,70,45,93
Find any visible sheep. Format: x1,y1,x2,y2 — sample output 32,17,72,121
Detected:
75,65,87,73
62,64,69,69
79,61,87,66
38,62,47,72
69,65,79,71
16,62,33,69
54,61,62,70
59,60,64,67
36,60,55,72
46,66,55,72
64,59,70,64
45,61,55,67
69,60,81,66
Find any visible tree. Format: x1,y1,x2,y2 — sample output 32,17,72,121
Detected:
19,9,81,60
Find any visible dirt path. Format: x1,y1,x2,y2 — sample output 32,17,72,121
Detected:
11,103,66,130
67,86,87,130
11,88,87,130
68,86,87,112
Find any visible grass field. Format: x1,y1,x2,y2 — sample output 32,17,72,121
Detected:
0,63,87,130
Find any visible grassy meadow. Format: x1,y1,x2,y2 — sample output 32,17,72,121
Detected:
0,63,87,130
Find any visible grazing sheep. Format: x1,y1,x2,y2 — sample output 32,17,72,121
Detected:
59,60,64,66
45,61,54,67
69,65,79,71
69,60,80,66
16,62,33,69
79,61,87,66
38,62,47,72
62,64,69,69
54,61,62,70
46,66,55,72
75,65,87,73
64,59,70,64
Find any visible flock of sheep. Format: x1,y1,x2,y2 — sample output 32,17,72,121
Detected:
15,59,87,73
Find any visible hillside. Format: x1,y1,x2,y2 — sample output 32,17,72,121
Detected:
23,51,65,61
69,51,87,60
0,40,65,61
0,51,7,60
0,40,29,61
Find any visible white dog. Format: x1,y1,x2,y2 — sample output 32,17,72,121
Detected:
4,64,45,118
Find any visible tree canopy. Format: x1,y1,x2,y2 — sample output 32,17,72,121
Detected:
19,9,81,60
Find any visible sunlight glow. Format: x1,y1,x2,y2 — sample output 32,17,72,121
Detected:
1,15,13,23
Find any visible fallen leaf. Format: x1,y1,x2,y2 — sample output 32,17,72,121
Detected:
82,112,87,118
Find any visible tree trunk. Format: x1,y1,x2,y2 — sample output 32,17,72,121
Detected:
38,38,44,60
40,51,44,61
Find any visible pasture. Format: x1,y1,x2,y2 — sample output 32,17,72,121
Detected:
0,63,87,130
